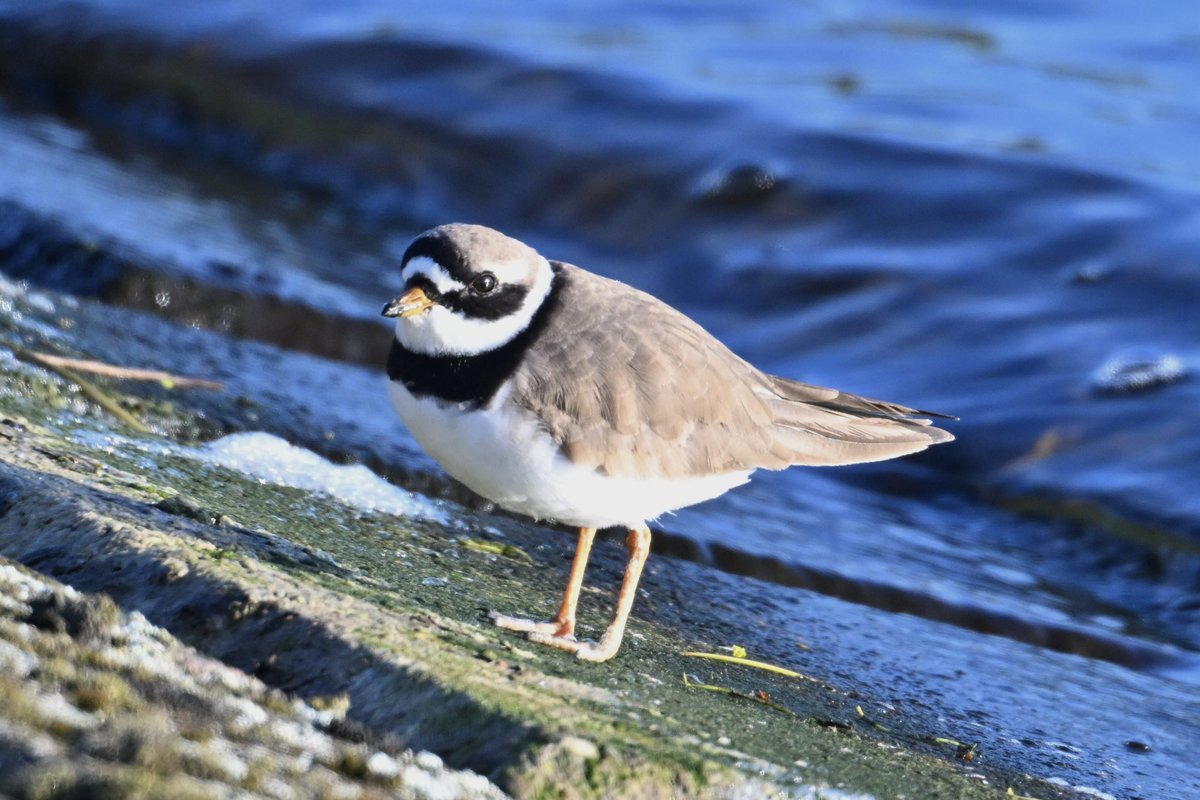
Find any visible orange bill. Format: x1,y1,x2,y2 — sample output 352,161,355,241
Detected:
382,286,436,318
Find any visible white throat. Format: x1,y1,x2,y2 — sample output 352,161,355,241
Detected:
393,256,555,356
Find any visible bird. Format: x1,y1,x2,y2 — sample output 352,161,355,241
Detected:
382,223,954,662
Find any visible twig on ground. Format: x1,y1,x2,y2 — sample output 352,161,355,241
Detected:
19,350,223,390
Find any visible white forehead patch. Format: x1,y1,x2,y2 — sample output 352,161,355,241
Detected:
402,256,461,295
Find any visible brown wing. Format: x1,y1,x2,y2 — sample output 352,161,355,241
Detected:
510,262,953,479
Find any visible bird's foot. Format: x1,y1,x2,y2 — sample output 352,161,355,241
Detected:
489,612,619,661
526,631,619,663
488,610,573,638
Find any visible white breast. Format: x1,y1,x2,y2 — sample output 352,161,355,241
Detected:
388,380,751,528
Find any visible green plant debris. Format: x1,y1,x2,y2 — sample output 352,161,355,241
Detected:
681,649,827,685
1007,788,1047,800
11,345,151,433
682,649,799,676
460,538,534,564
926,735,981,762
680,673,796,717
855,703,890,732
16,348,224,390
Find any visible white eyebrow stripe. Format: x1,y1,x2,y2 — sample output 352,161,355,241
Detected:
404,256,461,295
488,257,533,285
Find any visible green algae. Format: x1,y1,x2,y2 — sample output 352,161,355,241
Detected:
996,493,1200,557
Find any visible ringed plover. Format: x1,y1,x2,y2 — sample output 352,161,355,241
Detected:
383,223,953,662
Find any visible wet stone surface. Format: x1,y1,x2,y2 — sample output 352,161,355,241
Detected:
0,248,1183,800
0,266,1123,796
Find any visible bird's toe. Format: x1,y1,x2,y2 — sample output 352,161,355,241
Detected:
526,630,582,650
489,611,572,637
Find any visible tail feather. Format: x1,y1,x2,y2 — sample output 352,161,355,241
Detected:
761,375,954,468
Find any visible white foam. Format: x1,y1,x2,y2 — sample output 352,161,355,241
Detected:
63,425,442,522
200,431,444,521
0,277,65,342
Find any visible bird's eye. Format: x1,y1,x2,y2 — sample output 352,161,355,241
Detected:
470,273,498,294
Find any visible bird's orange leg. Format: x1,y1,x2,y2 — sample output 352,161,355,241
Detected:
527,525,651,662
490,526,596,638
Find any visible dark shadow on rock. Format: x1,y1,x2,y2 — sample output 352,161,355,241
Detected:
0,461,539,780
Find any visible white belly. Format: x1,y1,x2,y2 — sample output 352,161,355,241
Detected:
388,381,750,528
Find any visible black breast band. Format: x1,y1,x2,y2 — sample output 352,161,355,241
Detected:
386,266,564,409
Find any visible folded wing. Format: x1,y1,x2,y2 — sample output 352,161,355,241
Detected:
512,262,953,479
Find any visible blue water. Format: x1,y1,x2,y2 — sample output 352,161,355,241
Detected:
2,1,1199,796
76,0,1200,187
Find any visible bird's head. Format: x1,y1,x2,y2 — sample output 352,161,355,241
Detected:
383,224,555,356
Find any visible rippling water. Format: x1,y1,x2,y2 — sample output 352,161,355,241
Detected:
2,0,1199,796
